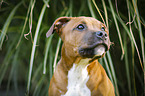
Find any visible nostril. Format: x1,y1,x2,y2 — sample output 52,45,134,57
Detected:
96,31,108,40
97,32,103,37
105,33,107,37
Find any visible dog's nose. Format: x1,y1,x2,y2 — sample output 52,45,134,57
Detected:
96,31,108,40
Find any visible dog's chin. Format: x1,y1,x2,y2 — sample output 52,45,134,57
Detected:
79,45,106,60
91,45,106,61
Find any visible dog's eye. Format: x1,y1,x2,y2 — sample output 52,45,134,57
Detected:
101,27,105,31
77,24,85,30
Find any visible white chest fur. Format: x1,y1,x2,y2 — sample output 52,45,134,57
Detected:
62,59,91,96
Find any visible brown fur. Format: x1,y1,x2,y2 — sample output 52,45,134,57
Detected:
47,17,115,96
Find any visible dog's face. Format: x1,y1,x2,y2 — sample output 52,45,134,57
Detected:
46,17,111,60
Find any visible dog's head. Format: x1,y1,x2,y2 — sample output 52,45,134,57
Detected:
46,17,111,60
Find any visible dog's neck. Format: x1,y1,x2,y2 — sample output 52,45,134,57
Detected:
62,59,91,96
53,44,104,95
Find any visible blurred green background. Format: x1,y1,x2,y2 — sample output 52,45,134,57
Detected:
0,0,144,96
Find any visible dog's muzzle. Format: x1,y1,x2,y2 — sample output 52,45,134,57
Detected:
78,31,110,59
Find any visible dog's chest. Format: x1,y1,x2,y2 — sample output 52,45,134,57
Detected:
62,59,91,96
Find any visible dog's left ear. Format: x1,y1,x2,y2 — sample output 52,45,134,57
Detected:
46,17,72,38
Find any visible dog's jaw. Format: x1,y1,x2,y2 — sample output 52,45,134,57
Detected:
94,45,105,56
78,43,107,60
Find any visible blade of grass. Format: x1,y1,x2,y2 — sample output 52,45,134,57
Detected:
0,38,17,85
53,38,61,72
49,46,53,82
31,63,43,84
102,0,109,29
65,0,73,16
129,1,143,70
13,62,19,96
31,63,43,96
26,0,49,95
41,84,49,96
115,10,143,94
92,0,105,24
134,64,143,86
24,0,36,42
33,75,45,96
126,0,137,95
108,0,124,60
87,0,96,18
98,58,103,66
0,1,22,50
69,0,73,16
124,32,132,96
16,0,32,48
132,0,144,70
106,51,120,96
131,41,137,96
78,0,86,16
100,2,119,94
100,2,120,94
43,35,53,74
115,11,143,71
103,56,113,82
6,48,19,96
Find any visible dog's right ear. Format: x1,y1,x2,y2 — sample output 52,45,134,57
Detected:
46,17,72,38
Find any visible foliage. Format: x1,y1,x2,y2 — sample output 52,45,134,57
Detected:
0,0,144,96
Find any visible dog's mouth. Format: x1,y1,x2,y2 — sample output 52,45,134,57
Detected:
78,43,108,60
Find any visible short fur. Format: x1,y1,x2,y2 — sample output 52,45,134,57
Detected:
46,17,115,96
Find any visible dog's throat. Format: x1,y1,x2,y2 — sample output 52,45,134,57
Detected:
62,59,91,96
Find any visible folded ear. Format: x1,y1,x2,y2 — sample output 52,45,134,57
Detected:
46,17,72,38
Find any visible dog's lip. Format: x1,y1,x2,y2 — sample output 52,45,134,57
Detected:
80,43,108,51
78,43,108,59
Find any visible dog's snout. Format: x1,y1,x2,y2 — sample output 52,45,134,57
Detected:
95,31,108,40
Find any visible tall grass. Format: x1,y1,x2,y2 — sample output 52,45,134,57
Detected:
0,0,144,96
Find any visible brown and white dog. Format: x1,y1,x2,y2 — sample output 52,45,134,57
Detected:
46,17,115,96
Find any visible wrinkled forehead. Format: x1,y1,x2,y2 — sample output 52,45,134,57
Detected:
65,17,104,29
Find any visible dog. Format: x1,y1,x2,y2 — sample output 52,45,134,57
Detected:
46,17,115,96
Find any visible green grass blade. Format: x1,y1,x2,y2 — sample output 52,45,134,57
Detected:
6,49,19,96
53,38,61,71
48,46,53,82
31,63,43,84
43,35,53,74
0,1,22,50
92,0,105,24
0,38,17,85
124,33,132,96
108,0,124,59
26,1,49,94
31,63,43,96
100,2,120,94
115,12,143,71
103,56,113,82
106,51,120,96
87,0,96,18
132,0,144,70
33,76,45,96
102,0,109,28
69,0,73,16
126,0,137,95
78,0,86,16
16,0,32,48
131,42,137,96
